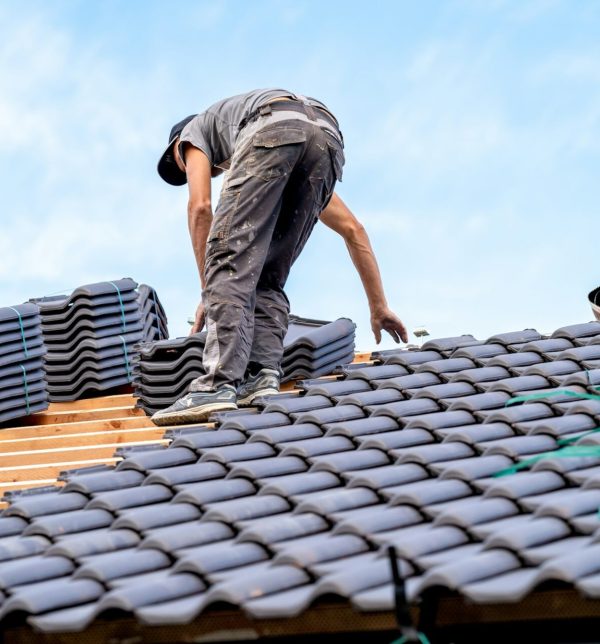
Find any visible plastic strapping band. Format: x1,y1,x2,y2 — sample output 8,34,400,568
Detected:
392,635,431,644
492,388,600,477
8,307,28,358
505,388,600,407
108,282,127,333
20,365,30,416
494,445,600,477
120,335,132,382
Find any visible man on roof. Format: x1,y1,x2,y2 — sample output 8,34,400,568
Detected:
152,88,407,426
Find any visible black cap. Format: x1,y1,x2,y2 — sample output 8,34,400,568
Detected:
157,114,197,186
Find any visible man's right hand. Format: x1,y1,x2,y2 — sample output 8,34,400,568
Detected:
190,301,206,335
371,307,408,344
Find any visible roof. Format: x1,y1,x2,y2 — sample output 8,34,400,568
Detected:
1,321,600,641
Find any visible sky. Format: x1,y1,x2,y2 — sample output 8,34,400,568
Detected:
0,0,598,350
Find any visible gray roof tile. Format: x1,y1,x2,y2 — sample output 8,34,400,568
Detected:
111,502,200,532
0,536,50,562
438,422,514,444
259,471,341,497
403,409,476,430
173,478,255,506
334,388,403,408
272,533,368,567
0,554,74,590
484,516,571,551
227,455,308,479
175,541,268,575
385,479,472,506
74,548,170,582
246,423,322,444
280,435,354,458
377,372,442,392
432,497,519,528
62,470,144,494
86,484,172,511
24,509,113,538
345,463,430,489
308,448,390,473
421,335,479,353
356,429,434,451
169,428,246,450
302,379,370,397
367,398,440,420
294,487,379,516
392,442,475,465
141,520,233,552
236,512,328,545
379,349,443,368
46,529,139,559
262,394,332,414
202,494,290,523
323,415,399,438
144,461,227,487
5,493,88,520
483,471,566,500
198,442,276,463
291,404,365,426
410,381,477,401
333,505,423,536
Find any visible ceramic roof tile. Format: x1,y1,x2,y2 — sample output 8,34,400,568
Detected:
272,533,368,567
451,344,509,362
333,387,403,408
24,509,113,538
235,512,328,545
291,404,365,426
355,429,434,451
420,335,479,353
378,372,442,392
384,479,473,506
392,442,476,465
332,505,423,536
301,378,370,398
258,471,341,497
367,398,440,420
403,409,476,430
379,349,443,368
175,542,269,575
202,494,290,523
262,394,332,414
308,448,390,473
246,422,322,444
323,415,399,438
343,364,409,381
111,502,200,532
86,484,172,511
143,461,227,487
437,422,514,445
227,455,308,479
279,435,354,458
198,442,276,463
409,381,477,401
345,463,430,490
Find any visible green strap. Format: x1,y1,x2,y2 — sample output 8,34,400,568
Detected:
108,281,127,333
494,445,600,477
8,307,29,358
20,364,30,415
558,426,600,446
391,634,431,644
120,335,132,382
506,388,600,407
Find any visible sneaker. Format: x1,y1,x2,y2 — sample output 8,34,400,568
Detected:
237,368,280,407
151,385,237,426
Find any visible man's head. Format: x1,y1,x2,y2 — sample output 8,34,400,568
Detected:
157,114,197,185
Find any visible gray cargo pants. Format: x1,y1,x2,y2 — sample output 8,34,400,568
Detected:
190,110,344,391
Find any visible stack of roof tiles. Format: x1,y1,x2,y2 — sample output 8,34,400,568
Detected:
137,284,169,343
0,303,48,423
33,279,168,402
133,317,355,415
281,316,356,382
133,333,207,416
2,321,600,634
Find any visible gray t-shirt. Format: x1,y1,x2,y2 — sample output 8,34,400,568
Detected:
178,88,336,170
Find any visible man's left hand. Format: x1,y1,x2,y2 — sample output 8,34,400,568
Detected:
371,308,408,344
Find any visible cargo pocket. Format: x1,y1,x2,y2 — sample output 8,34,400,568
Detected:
246,126,307,181
206,191,241,258
326,138,345,182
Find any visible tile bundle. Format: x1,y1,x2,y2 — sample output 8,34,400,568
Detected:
33,279,167,402
133,317,356,415
281,316,356,382
0,303,48,423
132,333,207,416
138,284,169,343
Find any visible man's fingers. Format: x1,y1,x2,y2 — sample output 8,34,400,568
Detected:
373,327,382,345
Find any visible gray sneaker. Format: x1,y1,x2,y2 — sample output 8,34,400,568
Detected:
151,385,237,426
237,368,280,407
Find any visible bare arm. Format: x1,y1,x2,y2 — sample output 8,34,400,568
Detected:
320,192,408,344
181,143,213,333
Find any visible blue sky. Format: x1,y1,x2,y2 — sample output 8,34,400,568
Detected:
1,0,598,349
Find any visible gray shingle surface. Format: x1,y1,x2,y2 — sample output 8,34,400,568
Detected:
3,321,600,633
